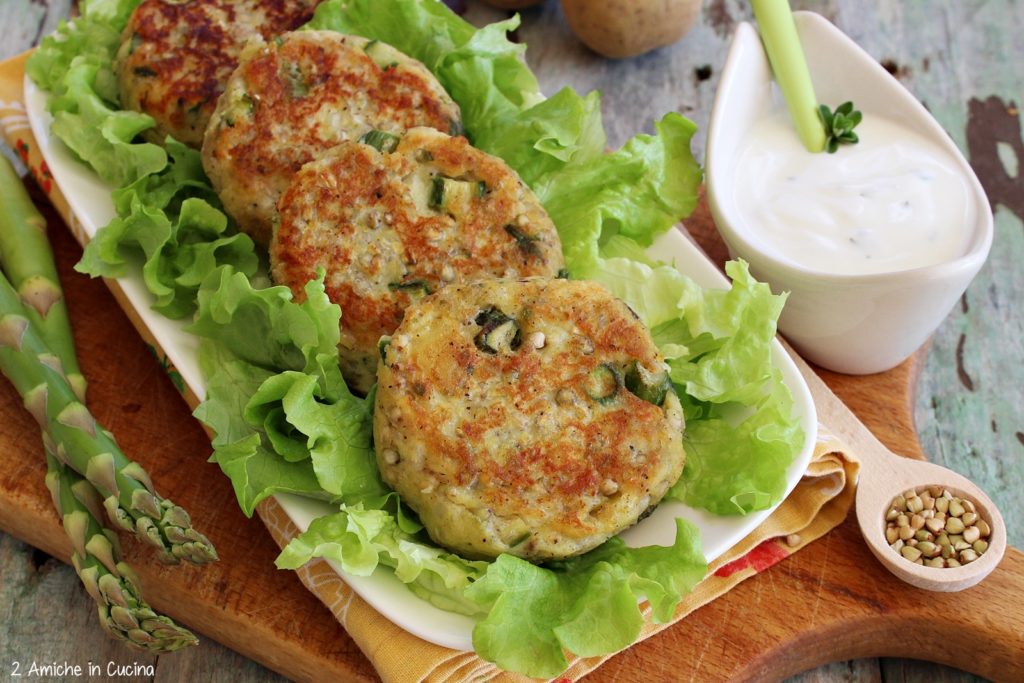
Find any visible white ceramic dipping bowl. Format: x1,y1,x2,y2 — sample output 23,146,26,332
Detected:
706,12,993,375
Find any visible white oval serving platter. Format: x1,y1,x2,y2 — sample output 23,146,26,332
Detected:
25,76,817,652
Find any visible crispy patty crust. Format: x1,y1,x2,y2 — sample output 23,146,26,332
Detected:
374,278,685,561
270,127,564,394
116,0,320,148
201,30,462,247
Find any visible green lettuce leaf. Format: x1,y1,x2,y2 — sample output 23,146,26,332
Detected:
664,261,786,404
466,519,706,677
26,0,139,97
189,268,342,384
191,269,382,510
243,372,317,463
669,369,801,515
591,251,803,514
192,342,325,515
276,503,490,617
26,0,164,187
276,504,393,575
540,114,702,274
75,140,258,318
306,0,478,73
308,0,609,193
243,371,385,499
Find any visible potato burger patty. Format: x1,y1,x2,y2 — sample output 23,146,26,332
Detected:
374,278,685,561
115,0,320,148
201,30,462,247
271,127,564,394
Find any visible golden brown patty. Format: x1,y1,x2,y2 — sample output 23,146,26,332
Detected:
201,30,462,247
373,278,685,561
115,0,320,148
270,127,564,394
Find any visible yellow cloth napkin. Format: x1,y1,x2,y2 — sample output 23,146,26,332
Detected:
257,431,858,682
1,53,68,210
1,49,861,682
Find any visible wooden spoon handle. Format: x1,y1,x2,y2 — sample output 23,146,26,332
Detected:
741,519,1024,682
605,514,1024,683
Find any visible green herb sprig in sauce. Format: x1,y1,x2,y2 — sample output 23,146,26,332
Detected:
818,101,863,153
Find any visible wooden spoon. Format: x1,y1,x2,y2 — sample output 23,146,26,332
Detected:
792,346,1008,591
855,448,1007,591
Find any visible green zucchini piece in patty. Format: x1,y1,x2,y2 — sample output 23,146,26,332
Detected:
429,176,479,212
586,364,622,403
360,129,401,153
624,361,673,406
474,306,521,354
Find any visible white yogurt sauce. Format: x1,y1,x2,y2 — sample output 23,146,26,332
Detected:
732,110,975,275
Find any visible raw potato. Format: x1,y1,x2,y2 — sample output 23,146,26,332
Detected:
479,0,544,8
561,0,701,59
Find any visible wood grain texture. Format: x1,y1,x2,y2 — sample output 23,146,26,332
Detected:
1,1,1021,682
0,203,375,683
4,175,1021,683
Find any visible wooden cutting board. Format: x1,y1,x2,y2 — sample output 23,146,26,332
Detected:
0,188,1021,682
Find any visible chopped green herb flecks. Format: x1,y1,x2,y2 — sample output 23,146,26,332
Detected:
504,224,542,258
363,39,400,72
186,97,209,117
239,92,257,117
429,176,446,210
282,61,309,98
430,176,479,213
510,531,531,547
387,279,431,296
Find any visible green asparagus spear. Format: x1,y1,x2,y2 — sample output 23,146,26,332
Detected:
45,450,198,652
0,271,217,564
1,161,201,650
0,157,86,400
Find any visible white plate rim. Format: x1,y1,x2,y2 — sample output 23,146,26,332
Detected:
24,75,818,653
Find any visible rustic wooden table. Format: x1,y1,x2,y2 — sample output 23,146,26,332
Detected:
1,1,1020,682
